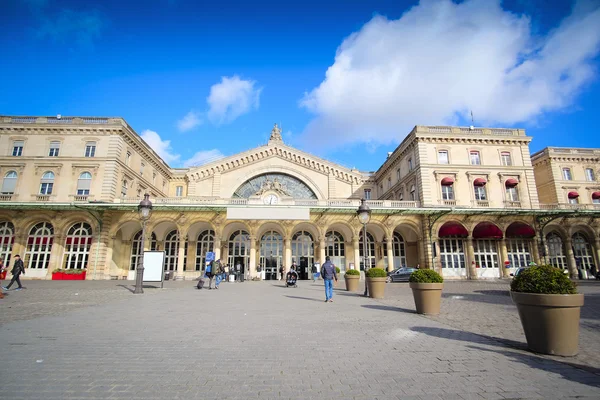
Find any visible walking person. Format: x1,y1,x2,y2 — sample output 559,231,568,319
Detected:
206,260,215,289
214,259,223,289
279,265,284,281
3,254,25,291
0,258,5,298
312,263,318,282
320,256,337,303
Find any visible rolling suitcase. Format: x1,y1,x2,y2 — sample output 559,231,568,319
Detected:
197,278,205,289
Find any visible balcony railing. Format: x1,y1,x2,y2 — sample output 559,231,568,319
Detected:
541,203,600,211
0,194,13,201
504,201,521,208
73,195,90,202
474,200,489,208
441,199,457,206
35,194,51,202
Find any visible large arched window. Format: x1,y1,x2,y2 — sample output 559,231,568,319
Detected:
260,230,283,280
0,221,15,266
164,230,180,271
572,232,594,271
40,171,54,195
233,173,317,199
130,231,157,270
26,222,54,269
291,230,314,267
383,232,406,269
359,231,376,271
77,172,92,196
547,232,566,269
325,231,346,270
228,230,250,270
195,230,215,271
64,222,93,269
1,171,17,194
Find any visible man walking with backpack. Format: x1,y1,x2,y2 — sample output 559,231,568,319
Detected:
320,256,337,303
3,254,25,291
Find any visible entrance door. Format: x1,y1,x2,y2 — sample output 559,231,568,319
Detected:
474,239,500,278
299,257,309,280
439,238,467,278
264,256,278,280
260,230,283,281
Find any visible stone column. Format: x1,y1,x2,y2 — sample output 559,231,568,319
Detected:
353,237,360,271
214,237,222,261
103,236,115,280
419,238,428,270
249,236,257,279
565,237,578,279
12,232,27,264
466,237,477,280
186,238,196,272
386,238,394,272
284,238,292,279
47,234,65,279
319,237,326,264
499,238,509,278
531,238,541,264
121,239,132,278
595,240,600,272
175,237,185,280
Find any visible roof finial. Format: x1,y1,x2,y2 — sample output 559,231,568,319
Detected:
269,123,283,143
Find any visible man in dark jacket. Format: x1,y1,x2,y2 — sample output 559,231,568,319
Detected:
3,254,25,291
320,256,337,303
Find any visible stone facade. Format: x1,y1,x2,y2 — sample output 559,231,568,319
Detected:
0,116,599,281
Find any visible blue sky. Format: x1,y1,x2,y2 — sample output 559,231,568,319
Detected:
1,0,599,171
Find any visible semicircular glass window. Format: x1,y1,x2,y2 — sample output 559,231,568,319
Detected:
233,173,317,199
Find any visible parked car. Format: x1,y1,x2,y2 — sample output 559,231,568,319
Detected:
386,267,418,283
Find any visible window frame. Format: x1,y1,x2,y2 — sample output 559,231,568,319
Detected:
441,184,454,200
175,186,183,197
76,172,92,196
48,141,61,157
562,168,572,181
505,186,519,202
40,171,55,195
500,151,512,166
474,185,487,201
2,171,18,194
437,150,449,164
12,140,24,157
126,151,132,166
585,168,595,181
469,150,481,166
84,142,96,158
408,158,413,171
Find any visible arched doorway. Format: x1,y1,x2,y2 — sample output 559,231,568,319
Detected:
0,221,15,268
164,230,180,271
325,231,346,271
438,222,467,278
260,230,283,280
196,230,215,273
130,230,157,271
572,232,594,277
505,222,535,270
228,230,250,277
472,222,502,278
383,232,407,269
25,222,54,277
359,231,376,271
546,232,567,269
292,230,314,280
63,222,93,269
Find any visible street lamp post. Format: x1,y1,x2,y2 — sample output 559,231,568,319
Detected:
134,193,153,294
356,198,371,297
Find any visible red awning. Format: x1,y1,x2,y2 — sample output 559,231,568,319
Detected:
592,192,600,200
439,222,468,237
568,191,579,199
505,178,518,187
473,222,503,239
473,178,487,187
506,222,535,238
441,177,454,186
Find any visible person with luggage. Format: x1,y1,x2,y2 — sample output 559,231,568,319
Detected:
3,254,25,291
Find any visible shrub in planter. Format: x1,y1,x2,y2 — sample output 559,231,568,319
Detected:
344,268,360,291
366,268,386,298
510,265,583,356
52,268,65,280
409,269,444,315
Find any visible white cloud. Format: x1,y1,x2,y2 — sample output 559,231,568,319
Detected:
177,110,203,132
140,129,180,165
300,0,600,148
183,149,226,167
207,75,262,125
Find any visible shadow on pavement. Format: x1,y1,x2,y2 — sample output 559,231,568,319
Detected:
473,289,510,297
442,292,513,305
284,295,324,302
412,325,600,388
362,304,415,313
469,344,600,389
117,284,162,293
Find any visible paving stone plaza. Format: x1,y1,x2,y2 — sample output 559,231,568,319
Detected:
2,279,600,400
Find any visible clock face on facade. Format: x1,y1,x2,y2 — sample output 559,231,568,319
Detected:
263,194,279,205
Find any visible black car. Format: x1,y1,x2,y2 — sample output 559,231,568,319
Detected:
386,267,418,283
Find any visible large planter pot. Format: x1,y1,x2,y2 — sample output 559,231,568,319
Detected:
345,275,360,292
52,272,65,280
409,282,444,315
366,277,386,299
511,291,584,356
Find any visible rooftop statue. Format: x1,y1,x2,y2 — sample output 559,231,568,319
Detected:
269,123,283,142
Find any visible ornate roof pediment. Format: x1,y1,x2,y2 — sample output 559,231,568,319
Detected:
186,143,365,185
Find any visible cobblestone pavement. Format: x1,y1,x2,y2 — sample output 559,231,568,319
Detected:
378,279,600,371
1,279,600,400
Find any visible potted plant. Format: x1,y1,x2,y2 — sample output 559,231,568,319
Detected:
409,269,444,315
344,269,360,291
366,268,387,298
52,268,65,280
510,265,583,356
